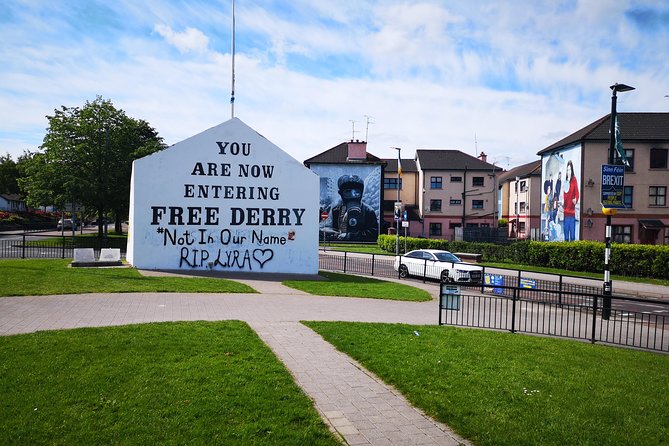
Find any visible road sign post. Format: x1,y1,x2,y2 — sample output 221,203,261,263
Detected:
320,211,328,245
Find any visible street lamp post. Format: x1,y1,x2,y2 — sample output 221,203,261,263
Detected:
393,147,402,256
603,83,634,320
515,176,520,239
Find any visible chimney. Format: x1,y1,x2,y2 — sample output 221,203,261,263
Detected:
347,141,367,160
478,151,487,163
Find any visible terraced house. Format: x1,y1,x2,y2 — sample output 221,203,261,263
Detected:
537,112,669,244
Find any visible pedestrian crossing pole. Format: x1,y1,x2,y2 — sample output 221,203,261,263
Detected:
602,207,616,320
602,83,634,320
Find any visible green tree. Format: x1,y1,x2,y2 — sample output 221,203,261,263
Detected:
19,97,165,236
0,154,21,194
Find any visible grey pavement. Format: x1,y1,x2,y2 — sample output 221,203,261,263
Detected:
0,276,469,446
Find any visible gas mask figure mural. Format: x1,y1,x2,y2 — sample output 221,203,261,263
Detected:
331,175,378,241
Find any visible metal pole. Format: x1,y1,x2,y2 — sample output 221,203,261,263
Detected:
515,176,519,239
394,147,401,256
603,214,613,319
602,84,633,319
608,89,618,165
371,254,375,277
230,0,236,118
404,225,407,254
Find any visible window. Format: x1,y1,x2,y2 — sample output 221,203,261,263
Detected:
449,222,461,229
519,222,526,234
520,180,527,192
519,202,527,213
623,186,633,208
612,225,632,244
649,186,667,206
430,199,442,212
449,199,462,205
451,176,462,182
650,148,668,169
472,176,484,187
430,176,442,189
383,177,402,190
429,223,442,236
472,200,484,209
613,148,635,171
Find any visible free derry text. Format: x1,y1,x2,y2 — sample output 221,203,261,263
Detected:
150,205,306,227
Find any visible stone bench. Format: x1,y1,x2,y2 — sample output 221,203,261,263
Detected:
454,252,483,263
71,248,123,267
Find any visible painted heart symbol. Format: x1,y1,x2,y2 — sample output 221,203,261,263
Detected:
253,249,274,268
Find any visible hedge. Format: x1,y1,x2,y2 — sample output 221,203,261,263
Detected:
377,235,669,280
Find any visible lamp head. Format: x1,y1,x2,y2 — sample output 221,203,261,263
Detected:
610,83,635,93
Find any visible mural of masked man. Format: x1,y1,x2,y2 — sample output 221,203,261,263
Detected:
331,174,378,241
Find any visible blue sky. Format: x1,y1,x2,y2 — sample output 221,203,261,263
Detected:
1,0,668,167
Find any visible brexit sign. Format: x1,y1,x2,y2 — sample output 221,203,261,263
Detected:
601,164,626,209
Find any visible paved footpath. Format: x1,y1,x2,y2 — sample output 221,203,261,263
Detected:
0,276,469,446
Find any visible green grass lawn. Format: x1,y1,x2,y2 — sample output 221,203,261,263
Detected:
283,271,432,301
0,321,339,445
0,259,255,297
306,321,669,446
320,243,389,255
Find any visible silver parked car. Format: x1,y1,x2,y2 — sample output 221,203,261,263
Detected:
393,249,483,283
56,218,79,231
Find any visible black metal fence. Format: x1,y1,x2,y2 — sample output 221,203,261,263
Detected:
439,286,669,353
319,250,602,301
0,234,127,259
318,249,668,353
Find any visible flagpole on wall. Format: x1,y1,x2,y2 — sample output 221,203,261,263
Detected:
230,0,236,118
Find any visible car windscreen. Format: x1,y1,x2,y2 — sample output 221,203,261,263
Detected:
434,252,460,263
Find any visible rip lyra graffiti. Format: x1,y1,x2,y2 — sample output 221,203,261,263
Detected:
179,247,274,269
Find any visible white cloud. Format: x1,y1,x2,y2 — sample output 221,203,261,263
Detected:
153,24,210,54
1,0,667,173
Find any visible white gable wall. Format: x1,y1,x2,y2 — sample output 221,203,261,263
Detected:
128,118,318,274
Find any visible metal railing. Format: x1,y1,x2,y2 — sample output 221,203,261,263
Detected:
319,250,603,300
439,285,669,352
0,234,127,259
318,249,668,353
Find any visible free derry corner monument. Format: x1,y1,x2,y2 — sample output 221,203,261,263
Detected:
127,118,319,275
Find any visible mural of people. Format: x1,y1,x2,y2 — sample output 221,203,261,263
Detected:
543,178,553,237
330,174,378,241
562,160,579,241
541,145,580,242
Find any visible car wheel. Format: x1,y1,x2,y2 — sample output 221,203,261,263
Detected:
398,264,409,278
440,270,450,282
